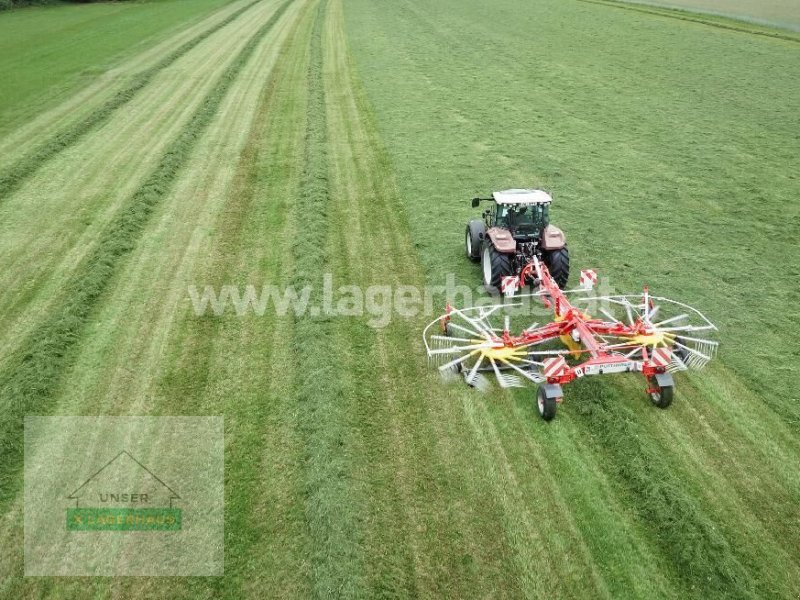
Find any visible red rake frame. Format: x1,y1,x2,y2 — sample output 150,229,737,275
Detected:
423,258,718,419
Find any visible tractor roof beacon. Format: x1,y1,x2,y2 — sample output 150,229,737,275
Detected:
431,188,720,422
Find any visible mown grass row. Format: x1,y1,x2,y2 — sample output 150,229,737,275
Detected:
568,380,758,599
0,0,261,202
290,1,370,596
0,0,294,510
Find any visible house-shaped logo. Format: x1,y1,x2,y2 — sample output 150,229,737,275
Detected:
66,450,181,531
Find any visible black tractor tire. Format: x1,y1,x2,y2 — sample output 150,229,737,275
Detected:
537,387,558,421
543,246,570,288
465,220,485,262
482,243,512,289
647,376,674,409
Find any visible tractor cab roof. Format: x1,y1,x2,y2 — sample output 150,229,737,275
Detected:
492,189,552,205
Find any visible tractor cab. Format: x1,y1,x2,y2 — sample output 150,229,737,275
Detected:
491,189,551,240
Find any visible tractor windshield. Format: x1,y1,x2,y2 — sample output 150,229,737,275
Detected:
495,203,549,232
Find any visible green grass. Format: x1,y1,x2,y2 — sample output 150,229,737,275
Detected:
342,0,800,595
0,0,292,508
0,0,233,134
0,0,799,597
0,0,261,201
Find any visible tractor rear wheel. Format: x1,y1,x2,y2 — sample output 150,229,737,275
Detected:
465,220,484,262
537,387,558,421
482,244,512,288
543,247,570,288
647,376,673,409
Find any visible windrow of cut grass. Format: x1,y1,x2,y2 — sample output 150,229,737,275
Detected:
0,0,283,380
288,1,373,595
0,0,250,161
0,0,294,510
0,0,236,136
0,0,310,594
0,0,311,593
0,0,262,202
570,379,755,598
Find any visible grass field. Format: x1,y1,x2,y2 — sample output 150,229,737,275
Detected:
0,0,799,597
0,0,236,135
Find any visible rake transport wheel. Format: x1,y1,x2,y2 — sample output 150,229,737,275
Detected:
537,387,558,421
543,247,570,288
647,376,674,409
482,244,512,288
465,220,485,262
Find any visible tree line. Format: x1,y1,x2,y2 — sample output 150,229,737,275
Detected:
1,0,118,11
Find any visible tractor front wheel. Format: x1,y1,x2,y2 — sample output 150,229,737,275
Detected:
543,247,570,288
482,244,512,289
465,220,485,262
537,387,558,421
647,376,674,409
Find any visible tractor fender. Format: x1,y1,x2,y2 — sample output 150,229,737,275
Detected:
486,227,516,253
540,224,566,250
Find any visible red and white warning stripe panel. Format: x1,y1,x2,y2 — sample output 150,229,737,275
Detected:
542,356,568,378
650,347,672,367
579,269,598,289
501,276,520,297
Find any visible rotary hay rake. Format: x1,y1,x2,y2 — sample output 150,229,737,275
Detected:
423,258,718,420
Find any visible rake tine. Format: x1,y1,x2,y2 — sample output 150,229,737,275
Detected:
451,306,495,335
646,305,659,324
445,321,488,339
465,355,485,386
600,308,621,324
519,358,544,366
672,340,712,362
658,325,715,333
489,358,523,388
499,358,545,383
669,353,688,372
623,301,635,326
653,313,688,327
428,342,496,355
624,347,641,359
602,341,640,350
438,350,478,372
430,334,476,343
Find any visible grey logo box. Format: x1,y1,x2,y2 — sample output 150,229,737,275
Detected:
24,416,224,576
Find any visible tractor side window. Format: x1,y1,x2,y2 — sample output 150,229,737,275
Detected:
495,205,509,226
